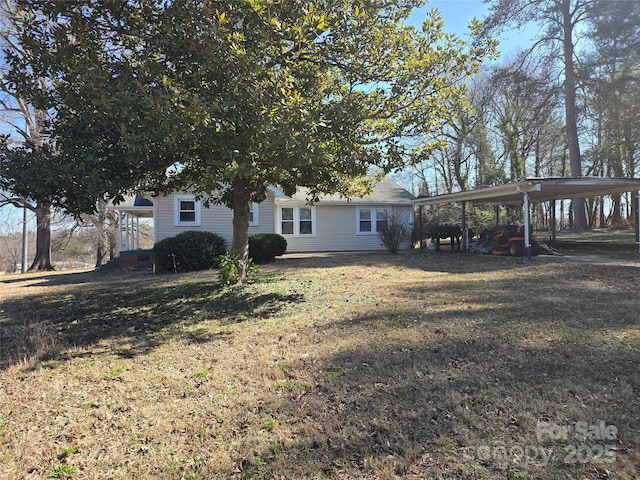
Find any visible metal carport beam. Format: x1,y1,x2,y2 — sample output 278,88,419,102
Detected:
414,177,640,207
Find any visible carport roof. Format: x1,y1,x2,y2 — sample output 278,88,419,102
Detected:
414,177,640,206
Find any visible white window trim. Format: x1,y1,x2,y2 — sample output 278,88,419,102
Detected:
174,195,201,226
356,206,390,235
248,202,259,227
277,205,316,237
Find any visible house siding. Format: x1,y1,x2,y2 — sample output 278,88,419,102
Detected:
156,195,412,253
281,204,413,252
155,193,276,246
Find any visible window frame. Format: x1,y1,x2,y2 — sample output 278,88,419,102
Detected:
174,195,201,226
277,205,316,237
356,207,390,234
248,202,259,227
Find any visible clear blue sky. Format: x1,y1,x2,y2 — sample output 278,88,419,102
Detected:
409,0,537,56
409,0,489,36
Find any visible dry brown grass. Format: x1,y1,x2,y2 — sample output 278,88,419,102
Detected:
1,252,639,479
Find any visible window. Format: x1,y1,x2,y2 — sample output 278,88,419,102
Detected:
281,207,294,235
248,202,259,226
174,195,201,226
179,200,196,222
357,207,389,234
359,208,372,232
278,206,316,237
375,208,388,232
299,207,313,235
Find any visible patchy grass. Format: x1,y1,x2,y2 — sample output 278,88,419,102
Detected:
1,252,639,479
555,228,637,245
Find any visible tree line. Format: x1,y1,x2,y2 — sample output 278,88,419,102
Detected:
405,0,640,231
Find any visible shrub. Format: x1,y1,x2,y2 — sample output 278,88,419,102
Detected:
377,212,410,254
153,231,227,273
152,236,178,273
217,251,240,285
248,234,287,263
217,251,259,285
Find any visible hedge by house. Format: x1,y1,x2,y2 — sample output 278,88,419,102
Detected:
248,234,287,263
153,231,227,273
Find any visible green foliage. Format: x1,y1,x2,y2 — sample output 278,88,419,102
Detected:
248,234,287,263
153,231,227,273
9,0,497,281
191,369,210,379
57,446,78,460
104,364,127,380
47,465,75,479
261,419,276,432
218,251,240,286
218,251,258,286
152,236,178,274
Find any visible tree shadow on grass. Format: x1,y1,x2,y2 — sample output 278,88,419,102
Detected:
0,270,304,370
277,249,577,276
242,263,640,479
251,320,639,479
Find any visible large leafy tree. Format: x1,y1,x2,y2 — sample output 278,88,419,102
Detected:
9,0,496,282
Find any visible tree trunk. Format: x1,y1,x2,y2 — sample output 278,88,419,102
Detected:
231,176,251,284
562,0,588,231
609,193,626,227
94,199,109,268
29,202,54,271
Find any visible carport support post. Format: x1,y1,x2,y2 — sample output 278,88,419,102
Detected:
419,205,424,250
117,211,123,254
637,192,640,253
524,192,532,260
461,201,467,252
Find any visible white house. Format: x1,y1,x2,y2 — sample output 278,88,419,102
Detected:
110,177,415,254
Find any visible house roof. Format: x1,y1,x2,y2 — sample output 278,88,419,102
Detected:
277,177,415,206
107,194,154,217
414,177,640,206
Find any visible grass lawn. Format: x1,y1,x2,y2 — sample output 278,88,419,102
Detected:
554,228,637,245
1,252,639,479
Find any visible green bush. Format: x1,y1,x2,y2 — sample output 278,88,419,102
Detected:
217,251,240,285
153,231,227,273
248,234,287,263
152,236,178,273
217,251,259,285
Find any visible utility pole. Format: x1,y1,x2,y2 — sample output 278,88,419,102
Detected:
21,204,28,273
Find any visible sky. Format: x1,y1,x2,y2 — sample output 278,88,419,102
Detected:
413,0,490,36
410,0,539,57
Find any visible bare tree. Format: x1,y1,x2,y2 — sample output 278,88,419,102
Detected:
0,205,33,271
1,0,55,270
484,0,591,231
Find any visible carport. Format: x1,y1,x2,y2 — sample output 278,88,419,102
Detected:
414,177,640,258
